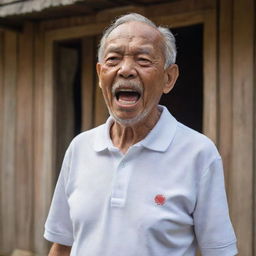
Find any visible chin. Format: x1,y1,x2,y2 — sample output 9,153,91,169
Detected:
110,109,150,127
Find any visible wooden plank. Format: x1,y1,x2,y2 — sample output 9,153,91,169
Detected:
33,24,51,255
230,0,254,254
254,10,256,255
81,37,94,130
15,22,34,251
94,77,109,126
45,22,107,42
146,0,215,18
202,10,217,142
0,31,4,252
94,34,109,127
43,25,56,240
152,11,204,28
0,30,17,254
218,0,233,187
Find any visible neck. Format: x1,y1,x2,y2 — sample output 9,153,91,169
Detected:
110,107,161,154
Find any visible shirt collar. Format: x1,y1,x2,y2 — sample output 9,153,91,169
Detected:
139,105,177,152
93,105,178,152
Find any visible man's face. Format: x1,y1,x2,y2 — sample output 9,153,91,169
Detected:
97,21,177,126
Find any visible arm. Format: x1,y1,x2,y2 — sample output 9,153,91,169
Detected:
48,243,71,256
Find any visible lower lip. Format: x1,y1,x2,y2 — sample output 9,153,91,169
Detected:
114,97,141,109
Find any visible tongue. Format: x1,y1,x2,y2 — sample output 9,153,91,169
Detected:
118,92,139,102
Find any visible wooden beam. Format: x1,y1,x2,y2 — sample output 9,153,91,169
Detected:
146,0,215,18
152,10,204,28
94,34,109,127
15,22,34,251
202,10,217,143
0,30,17,255
230,0,254,254
45,22,107,41
218,0,233,186
94,77,109,126
33,24,50,255
254,11,256,255
0,31,4,253
81,37,95,131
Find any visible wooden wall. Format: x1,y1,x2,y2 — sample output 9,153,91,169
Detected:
218,0,255,254
0,0,255,255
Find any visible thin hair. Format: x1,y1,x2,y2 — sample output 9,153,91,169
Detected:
97,13,177,68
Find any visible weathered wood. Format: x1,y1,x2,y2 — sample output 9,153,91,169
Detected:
81,37,94,131
202,10,217,142
0,0,83,16
94,77,109,126
230,0,254,255
15,22,34,250
0,31,4,252
146,0,215,18
39,1,215,32
0,30,17,254
254,12,256,255
45,22,107,41
218,0,233,188
152,11,204,28
33,24,50,255
94,34,109,127
43,23,56,223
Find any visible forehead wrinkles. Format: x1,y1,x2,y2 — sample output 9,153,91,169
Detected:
103,21,165,56
104,42,155,56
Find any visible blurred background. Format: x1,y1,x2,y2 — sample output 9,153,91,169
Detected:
0,0,255,255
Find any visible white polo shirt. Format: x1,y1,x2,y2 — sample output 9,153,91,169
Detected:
44,106,237,256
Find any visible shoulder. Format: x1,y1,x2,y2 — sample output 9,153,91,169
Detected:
172,122,221,166
65,124,106,155
72,124,104,145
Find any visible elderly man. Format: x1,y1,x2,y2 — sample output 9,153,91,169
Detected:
44,13,237,256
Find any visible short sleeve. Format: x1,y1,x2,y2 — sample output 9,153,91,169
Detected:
44,146,74,246
193,158,238,256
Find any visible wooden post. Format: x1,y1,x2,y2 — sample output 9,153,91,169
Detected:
15,22,34,251
81,37,95,131
0,31,4,253
0,30,17,255
230,0,254,255
33,24,51,255
218,0,233,191
203,10,217,143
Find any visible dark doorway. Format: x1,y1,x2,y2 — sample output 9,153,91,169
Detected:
160,24,203,132
54,39,82,175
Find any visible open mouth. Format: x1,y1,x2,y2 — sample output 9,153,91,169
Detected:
115,89,141,105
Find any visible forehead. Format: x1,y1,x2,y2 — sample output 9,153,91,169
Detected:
105,21,163,52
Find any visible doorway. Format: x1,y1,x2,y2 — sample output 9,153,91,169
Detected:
160,24,203,132
54,39,82,175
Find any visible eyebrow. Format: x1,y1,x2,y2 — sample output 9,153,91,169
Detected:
105,45,153,56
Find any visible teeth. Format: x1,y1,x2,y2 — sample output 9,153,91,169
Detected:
118,99,137,105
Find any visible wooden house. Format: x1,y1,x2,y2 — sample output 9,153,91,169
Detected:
0,0,255,255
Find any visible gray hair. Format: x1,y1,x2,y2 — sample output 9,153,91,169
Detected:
97,13,177,68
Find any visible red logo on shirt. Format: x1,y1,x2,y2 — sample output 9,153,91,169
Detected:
154,194,166,205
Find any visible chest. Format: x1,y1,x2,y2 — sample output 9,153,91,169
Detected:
67,150,198,232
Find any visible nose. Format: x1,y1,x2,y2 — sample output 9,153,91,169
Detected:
117,57,137,79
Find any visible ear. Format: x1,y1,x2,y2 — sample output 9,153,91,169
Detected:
163,64,179,94
96,62,102,88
